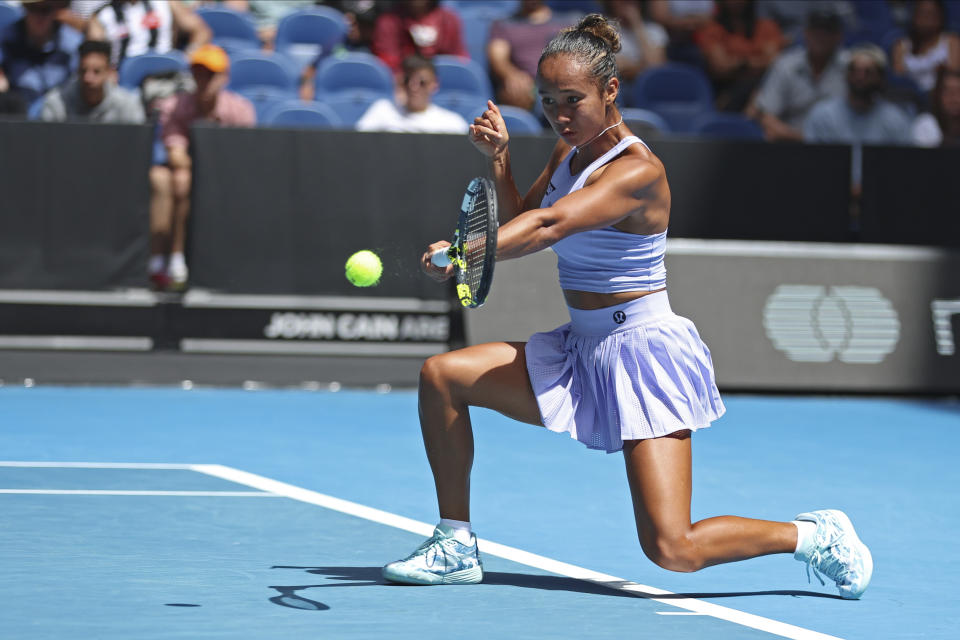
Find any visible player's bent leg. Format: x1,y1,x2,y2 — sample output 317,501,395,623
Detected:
418,342,541,521
384,343,540,586
623,433,797,573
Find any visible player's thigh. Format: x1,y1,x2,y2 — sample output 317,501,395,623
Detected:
622,432,693,545
421,341,542,426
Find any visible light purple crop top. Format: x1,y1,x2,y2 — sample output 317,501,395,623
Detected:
539,136,667,293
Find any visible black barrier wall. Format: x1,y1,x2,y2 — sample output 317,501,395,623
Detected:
187,129,856,295
0,122,152,289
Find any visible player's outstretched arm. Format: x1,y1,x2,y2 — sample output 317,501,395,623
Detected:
495,157,660,261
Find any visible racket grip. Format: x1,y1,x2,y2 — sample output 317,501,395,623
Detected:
431,248,451,267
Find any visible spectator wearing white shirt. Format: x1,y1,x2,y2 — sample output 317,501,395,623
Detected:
912,67,960,146
356,54,468,134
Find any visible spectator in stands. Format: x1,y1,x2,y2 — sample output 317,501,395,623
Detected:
912,67,960,146
329,0,379,54
804,44,912,188
150,44,255,290
750,8,847,142
891,0,960,94
87,0,211,66
298,0,381,101
0,0,82,107
647,0,714,64
696,0,785,111
219,0,315,51
602,0,667,81
371,0,467,74
39,38,144,121
356,54,467,133
757,0,855,46
487,0,570,111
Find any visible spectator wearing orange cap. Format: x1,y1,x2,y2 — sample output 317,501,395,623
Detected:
149,44,255,290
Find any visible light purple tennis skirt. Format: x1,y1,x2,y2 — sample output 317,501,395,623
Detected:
525,291,725,453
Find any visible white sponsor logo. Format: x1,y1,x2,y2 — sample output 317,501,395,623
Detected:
932,299,960,356
763,285,900,363
263,313,449,342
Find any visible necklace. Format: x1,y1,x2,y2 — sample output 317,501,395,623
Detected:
574,116,624,155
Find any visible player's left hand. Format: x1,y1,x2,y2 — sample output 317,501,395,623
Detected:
422,241,454,282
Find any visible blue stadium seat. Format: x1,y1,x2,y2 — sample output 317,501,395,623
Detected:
441,0,518,15
628,63,714,132
546,0,602,15
0,2,21,34
949,1,960,32
321,89,386,126
620,107,671,135
275,7,348,71
236,86,297,122
195,7,260,53
264,100,343,129
447,2,515,76
690,112,763,140
118,51,188,89
499,105,543,134
432,54,493,97
314,52,394,98
433,90,487,121
228,52,298,93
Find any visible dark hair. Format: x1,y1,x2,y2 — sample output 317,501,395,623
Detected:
78,39,112,61
538,14,621,90
932,67,960,133
909,0,947,53
717,0,757,40
401,54,435,79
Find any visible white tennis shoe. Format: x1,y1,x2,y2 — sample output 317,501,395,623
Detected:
794,509,873,599
382,524,483,585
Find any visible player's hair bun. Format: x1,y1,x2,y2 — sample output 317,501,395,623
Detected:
575,14,621,54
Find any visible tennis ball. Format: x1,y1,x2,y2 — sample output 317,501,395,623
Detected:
345,250,382,287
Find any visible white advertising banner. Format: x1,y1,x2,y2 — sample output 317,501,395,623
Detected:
466,241,960,393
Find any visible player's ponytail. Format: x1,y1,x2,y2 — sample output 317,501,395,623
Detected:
538,13,621,90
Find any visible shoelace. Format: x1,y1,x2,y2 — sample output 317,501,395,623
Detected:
804,525,854,587
425,536,463,569
406,533,463,570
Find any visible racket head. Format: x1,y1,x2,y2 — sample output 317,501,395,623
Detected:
451,177,498,308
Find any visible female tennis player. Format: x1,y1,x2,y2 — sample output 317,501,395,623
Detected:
383,14,872,598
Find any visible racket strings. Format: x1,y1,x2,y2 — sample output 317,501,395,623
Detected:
462,192,489,292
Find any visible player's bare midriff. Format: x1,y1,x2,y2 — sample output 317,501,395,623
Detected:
563,287,666,310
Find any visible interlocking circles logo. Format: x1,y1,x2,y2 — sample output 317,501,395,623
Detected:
763,286,900,363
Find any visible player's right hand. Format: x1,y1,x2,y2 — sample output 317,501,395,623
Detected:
422,241,454,282
469,100,509,158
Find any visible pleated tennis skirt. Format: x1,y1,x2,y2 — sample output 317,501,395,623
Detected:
525,291,725,453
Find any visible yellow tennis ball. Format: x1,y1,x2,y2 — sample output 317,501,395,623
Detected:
345,250,382,287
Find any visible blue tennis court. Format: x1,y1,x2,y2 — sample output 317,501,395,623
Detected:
2,386,957,639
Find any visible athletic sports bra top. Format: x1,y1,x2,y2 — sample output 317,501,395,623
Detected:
539,135,667,293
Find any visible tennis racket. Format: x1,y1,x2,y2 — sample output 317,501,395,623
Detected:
431,176,498,308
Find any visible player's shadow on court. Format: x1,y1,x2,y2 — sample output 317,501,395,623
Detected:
270,566,841,600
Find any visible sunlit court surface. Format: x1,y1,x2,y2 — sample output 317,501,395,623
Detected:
2,387,957,639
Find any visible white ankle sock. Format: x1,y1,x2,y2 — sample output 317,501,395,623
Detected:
439,518,473,545
148,254,166,274
168,252,186,273
792,520,816,560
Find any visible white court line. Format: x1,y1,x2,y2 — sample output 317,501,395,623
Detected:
193,463,844,640
0,489,278,496
657,611,708,616
0,462,195,469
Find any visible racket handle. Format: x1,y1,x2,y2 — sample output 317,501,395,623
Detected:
431,248,451,267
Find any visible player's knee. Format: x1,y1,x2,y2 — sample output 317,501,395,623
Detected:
640,532,703,573
172,168,192,198
419,354,452,394
149,165,172,193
